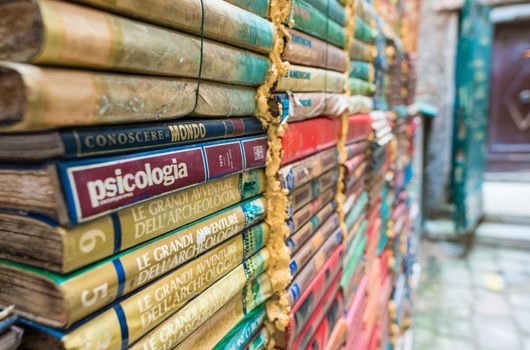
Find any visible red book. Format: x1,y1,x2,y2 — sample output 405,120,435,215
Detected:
345,114,372,145
281,117,340,165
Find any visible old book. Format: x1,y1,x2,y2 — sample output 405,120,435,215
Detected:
279,147,338,192
281,117,340,165
354,16,378,44
276,65,346,93
283,29,348,73
287,168,338,215
289,213,340,277
271,93,370,123
304,0,346,26
0,197,266,328
306,291,344,350
350,39,376,62
177,296,266,350
0,0,269,86
129,271,271,350
286,201,336,253
350,61,376,81
20,250,270,350
290,0,345,48
75,0,273,54
350,78,376,96
346,114,373,144
0,135,267,225
224,0,270,18
0,118,264,162
0,63,257,132
287,197,336,235
0,170,265,273
346,141,368,161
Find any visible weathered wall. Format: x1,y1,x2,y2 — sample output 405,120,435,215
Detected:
415,1,460,219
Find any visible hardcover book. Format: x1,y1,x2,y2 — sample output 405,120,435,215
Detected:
0,135,267,225
0,197,267,327
0,118,264,161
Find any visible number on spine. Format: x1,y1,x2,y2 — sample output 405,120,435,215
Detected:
79,229,107,253
81,283,108,308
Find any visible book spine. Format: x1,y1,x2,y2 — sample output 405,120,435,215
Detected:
290,0,345,48
273,93,351,123
304,0,346,26
288,169,338,215
286,202,336,253
60,226,269,347
129,266,271,350
345,141,368,160
60,197,267,324
276,65,346,94
346,114,372,144
224,0,270,18
59,135,268,223
350,39,376,62
61,118,265,158
61,170,265,273
6,0,269,86
246,327,270,350
289,214,340,276
281,117,341,165
0,63,257,132
354,16,378,44
288,237,344,307
287,199,336,235
349,61,375,81
349,78,376,96
279,147,338,192
213,305,266,350
283,29,348,73
76,0,273,54
290,273,342,349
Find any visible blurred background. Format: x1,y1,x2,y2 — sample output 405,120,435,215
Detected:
412,0,530,349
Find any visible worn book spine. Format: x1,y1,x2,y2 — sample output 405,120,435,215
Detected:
224,0,270,18
0,0,269,86
281,117,341,165
279,147,338,192
350,39,376,62
75,0,273,54
271,93,352,123
246,327,270,350
342,226,367,288
0,196,267,328
307,291,344,350
346,114,373,144
179,300,266,350
286,201,336,253
287,197,336,235
23,169,265,273
130,269,271,350
288,214,340,277
283,29,348,73
344,153,365,175
345,193,368,233
354,16,378,44
289,273,342,349
290,0,345,48
59,135,267,223
350,61,375,81
0,63,257,132
276,65,346,94
60,229,269,348
349,78,376,96
288,236,343,307
304,0,346,26
345,141,368,160
21,250,270,350
58,118,265,159
287,170,338,215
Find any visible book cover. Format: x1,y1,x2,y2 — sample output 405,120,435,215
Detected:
281,117,340,165
276,65,346,94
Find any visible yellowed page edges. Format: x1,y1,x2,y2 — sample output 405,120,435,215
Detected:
254,0,293,339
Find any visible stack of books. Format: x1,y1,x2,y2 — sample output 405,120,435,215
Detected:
0,1,275,349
